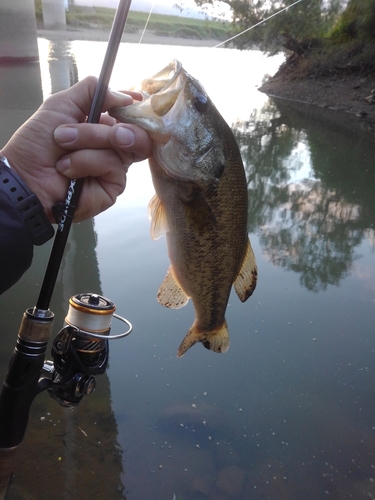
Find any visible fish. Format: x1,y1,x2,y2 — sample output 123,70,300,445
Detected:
110,60,257,357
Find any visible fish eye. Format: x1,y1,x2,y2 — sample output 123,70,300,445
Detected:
194,94,208,113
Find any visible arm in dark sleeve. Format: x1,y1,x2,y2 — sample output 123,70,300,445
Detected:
0,191,34,295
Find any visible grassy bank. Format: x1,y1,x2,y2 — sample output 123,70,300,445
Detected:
274,38,375,82
35,3,231,42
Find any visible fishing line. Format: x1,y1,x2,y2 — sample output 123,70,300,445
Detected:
138,0,305,49
213,0,305,48
139,0,155,43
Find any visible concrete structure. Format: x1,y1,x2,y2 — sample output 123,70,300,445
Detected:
42,0,67,31
0,0,39,63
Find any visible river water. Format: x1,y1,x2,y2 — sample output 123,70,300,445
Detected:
0,38,374,500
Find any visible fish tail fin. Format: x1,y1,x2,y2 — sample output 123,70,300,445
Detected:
177,321,229,357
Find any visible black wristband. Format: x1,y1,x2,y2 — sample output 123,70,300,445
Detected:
0,156,54,245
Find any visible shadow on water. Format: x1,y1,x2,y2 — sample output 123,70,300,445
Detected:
0,42,125,499
1,222,126,500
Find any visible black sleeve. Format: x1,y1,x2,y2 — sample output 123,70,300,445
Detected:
0,190,34,295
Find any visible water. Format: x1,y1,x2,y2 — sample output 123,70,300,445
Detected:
0,38,374,500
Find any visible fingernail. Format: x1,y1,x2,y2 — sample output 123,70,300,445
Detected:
54,126,78,145
116,126,135,147
109,89,133,105
110,89,132,99
56,155,71,173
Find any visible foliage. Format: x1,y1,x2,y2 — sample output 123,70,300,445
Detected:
153,27,203,39
329,0,375,42
34,0,43,25
193,0,342,55
66,7,116,28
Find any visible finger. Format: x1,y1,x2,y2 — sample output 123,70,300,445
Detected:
109,124,153,162
75,173,127,222
55,149,132,180
54,122,153,162
118,90,144,101
99,113,117,126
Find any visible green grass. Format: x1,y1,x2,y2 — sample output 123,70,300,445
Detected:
59,5,230,41
127,9,229,38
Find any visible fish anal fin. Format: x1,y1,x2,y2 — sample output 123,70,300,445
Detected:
157,266,189,309
177,321,229,357
234,238,258,302
148,193,168,240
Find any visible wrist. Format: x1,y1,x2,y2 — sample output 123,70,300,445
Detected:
0,155,54,245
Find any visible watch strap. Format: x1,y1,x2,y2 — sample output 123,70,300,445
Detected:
0,156,54,245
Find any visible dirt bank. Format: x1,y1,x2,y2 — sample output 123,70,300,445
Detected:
259,61,375,132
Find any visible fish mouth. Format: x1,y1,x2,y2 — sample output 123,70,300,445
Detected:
109,60,186,141
143,60,183,93
147,60,187,119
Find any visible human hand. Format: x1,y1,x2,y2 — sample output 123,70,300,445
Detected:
0,76,153,222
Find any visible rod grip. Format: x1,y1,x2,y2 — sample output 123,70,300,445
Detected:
0,310,54,495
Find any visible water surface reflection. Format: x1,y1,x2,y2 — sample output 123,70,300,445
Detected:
0,39,374,500
234,99,375,292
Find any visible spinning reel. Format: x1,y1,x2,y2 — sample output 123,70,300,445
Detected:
39,292,132,407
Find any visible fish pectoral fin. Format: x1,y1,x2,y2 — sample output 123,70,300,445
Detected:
157,266,190,309
234,237,258,302
148,193,168,240
177,321,229,357
183,193,215,234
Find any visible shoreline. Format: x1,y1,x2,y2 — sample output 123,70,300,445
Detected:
37,27,220,47
37,28,375,131
259,70,375,132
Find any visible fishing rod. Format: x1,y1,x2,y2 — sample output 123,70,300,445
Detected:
0,0,132,497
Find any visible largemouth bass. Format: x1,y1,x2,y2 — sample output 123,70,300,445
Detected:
110,60,257,357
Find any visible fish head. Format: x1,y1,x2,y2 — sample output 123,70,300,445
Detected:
110,60,226,186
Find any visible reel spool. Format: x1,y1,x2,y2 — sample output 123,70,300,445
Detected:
65,293,132,340
65,294,116,364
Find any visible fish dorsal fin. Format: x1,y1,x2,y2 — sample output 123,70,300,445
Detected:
157,266,190,309
148,194,168,240
177,320,229,357
234,238,258,302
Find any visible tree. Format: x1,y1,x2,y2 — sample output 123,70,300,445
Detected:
329,0,375,42
194,0,342,55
